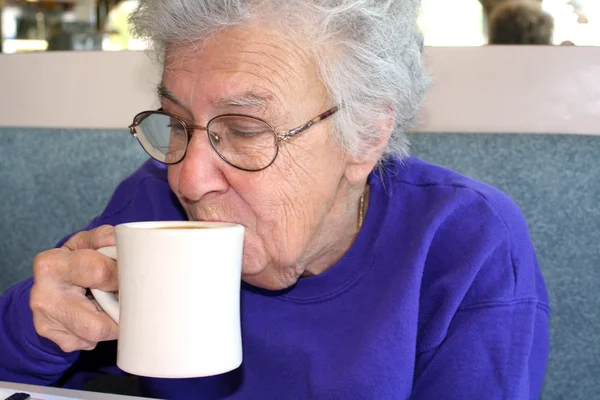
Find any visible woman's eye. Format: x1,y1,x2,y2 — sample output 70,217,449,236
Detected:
168,123,186,133
230,129,260,138
228,122,270,138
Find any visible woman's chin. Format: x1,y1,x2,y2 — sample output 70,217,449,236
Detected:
241,263,266,276
242,273,296,291
237,232,301,290
241,259,299,290
240,246,264,273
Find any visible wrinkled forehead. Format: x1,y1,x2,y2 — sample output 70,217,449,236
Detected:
160,22,325,115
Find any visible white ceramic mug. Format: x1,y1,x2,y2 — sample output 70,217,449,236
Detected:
91,221,245,378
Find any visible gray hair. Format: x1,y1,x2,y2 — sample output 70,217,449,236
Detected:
129,0,430,161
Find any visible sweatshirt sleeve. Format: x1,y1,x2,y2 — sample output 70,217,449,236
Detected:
410,184,550,399
410,297,549,399
0,279,80,385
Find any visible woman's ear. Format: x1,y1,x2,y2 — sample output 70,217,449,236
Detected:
343,106,395,184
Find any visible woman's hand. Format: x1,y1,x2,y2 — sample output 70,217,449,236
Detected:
30,225,119,352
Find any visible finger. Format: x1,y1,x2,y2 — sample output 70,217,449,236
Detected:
33,248,71,284
32,311,97,353
34,248,118,292
32,288,118,345
63,249,119,291
56,294,119,343
63,225,115,251
48,330,97,353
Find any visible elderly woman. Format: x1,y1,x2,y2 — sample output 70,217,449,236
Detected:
0,0,549,398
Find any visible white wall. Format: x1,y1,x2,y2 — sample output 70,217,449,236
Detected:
1,46,599,134
420,46,600,135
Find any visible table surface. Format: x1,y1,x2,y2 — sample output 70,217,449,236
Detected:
0,381,151,400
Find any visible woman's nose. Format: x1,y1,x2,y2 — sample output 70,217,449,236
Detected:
173,131,230,202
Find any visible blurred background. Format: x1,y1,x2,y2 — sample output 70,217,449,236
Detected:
0,0,598,54
420,0,599,46
0,0,144,53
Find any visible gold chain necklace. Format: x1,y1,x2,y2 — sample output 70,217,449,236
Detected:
300,187,367,278
358,189,366,229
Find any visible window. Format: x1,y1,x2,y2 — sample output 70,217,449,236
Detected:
419,0,600,46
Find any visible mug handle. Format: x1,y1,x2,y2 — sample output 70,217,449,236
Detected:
90,246,120,324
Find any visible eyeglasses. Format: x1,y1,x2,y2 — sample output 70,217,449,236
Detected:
128,107,338,172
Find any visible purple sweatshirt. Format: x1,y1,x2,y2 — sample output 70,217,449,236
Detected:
0,157,550,399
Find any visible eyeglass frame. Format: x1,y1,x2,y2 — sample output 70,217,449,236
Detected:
128,106,339,172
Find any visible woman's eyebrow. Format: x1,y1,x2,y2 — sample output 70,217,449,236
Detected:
156,84,279,118
214,92,274,111
156,84,190,112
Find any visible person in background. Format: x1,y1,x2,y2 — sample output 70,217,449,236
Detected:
0,0,550,398
488,0,555,45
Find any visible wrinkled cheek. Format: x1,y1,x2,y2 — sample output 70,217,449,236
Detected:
240,222,296,277
239,234,269,276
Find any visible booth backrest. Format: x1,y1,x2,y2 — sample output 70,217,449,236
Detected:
1,128,598,399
